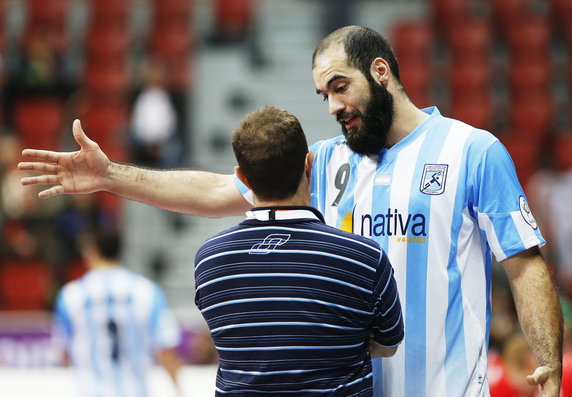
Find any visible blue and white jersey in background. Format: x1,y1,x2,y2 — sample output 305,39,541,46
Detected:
52,267,181,397
235,106,545,397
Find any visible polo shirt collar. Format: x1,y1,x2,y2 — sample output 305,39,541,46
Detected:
245,206,324,222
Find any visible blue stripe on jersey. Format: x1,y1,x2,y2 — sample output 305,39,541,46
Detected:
370,149,393,397
82,277,102,386
444,127,482,396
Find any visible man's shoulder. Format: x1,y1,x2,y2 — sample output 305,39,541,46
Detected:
310,135,348,154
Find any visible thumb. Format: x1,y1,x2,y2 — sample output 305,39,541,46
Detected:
526,366,551,386
72,119,96,149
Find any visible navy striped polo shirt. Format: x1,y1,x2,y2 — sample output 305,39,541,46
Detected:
194,206,403,396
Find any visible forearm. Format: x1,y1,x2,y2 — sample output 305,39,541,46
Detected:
106,162,249,216
503,249,563,376
156,348,182,389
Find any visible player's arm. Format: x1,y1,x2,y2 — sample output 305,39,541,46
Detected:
502,246,563,397
368,332,398,357
18,119,250,216
369,252,404,358
155,347,183,392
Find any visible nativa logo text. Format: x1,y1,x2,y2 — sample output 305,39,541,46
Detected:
355,209,427,238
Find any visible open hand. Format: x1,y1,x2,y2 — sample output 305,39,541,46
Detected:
18,119,111,198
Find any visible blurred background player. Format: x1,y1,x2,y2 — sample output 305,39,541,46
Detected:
52,227,183,397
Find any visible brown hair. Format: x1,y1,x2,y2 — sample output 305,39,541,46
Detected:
232,106,308,201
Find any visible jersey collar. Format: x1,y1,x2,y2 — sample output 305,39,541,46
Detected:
245,206,324,222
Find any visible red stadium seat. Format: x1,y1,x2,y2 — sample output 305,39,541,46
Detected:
27,0,68,26
553,131,572,171
0,259,53,311
391,20,434,64
148,25,193,60
506,17,551,62
489,0,529,34
85,25,130,59
549,0,572,34
14,97,65,151
500,135,541,188
508,60,552,100
449,58,493,101
509,95,555,145
87,0,132,23
78,101,128,153
152,0,191,26
398,60,432,108
83,63,130,101
430,0,475,34
213,0,254,40
446,18,492,64
449,95,494,131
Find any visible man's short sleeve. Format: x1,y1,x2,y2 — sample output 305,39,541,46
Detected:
371,251,404,347
149,285,181,351
470,140,545,261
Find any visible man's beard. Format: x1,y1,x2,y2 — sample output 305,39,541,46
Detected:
339,80,395,157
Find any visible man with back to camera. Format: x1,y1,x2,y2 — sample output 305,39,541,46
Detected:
20,25,562,396
194,106,403,396
52,227,182,397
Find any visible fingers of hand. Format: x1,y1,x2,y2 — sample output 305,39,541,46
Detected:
39,186,65,198
21,175,60,186
18,162,59,173
73,119,95,147
526,366,551,386
21,149,63,162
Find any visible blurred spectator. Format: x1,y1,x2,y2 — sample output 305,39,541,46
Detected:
489,332,538,397
129,57,183,168
52,228,183,397
0,133,63,263
3,28,74,130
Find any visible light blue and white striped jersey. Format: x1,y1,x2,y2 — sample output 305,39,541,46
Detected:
52,267,181,397
235,107,545,397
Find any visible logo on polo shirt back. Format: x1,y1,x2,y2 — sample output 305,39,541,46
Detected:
250,234,291,254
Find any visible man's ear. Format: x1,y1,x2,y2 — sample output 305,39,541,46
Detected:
234,166,252,189
305,151,314,179
370,57,390,85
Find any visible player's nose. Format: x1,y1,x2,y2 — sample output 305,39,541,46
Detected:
328,96,344,115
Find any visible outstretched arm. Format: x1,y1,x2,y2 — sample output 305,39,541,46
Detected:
502,246,563,397
19,119,250,217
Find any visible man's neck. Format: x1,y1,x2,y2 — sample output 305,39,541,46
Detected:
252,187,311,208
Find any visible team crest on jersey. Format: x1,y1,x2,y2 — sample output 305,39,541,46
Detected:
420,164,448,195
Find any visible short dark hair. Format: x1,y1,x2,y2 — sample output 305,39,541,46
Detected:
232,106,308,201
312,25,401,84
92,228,122,260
